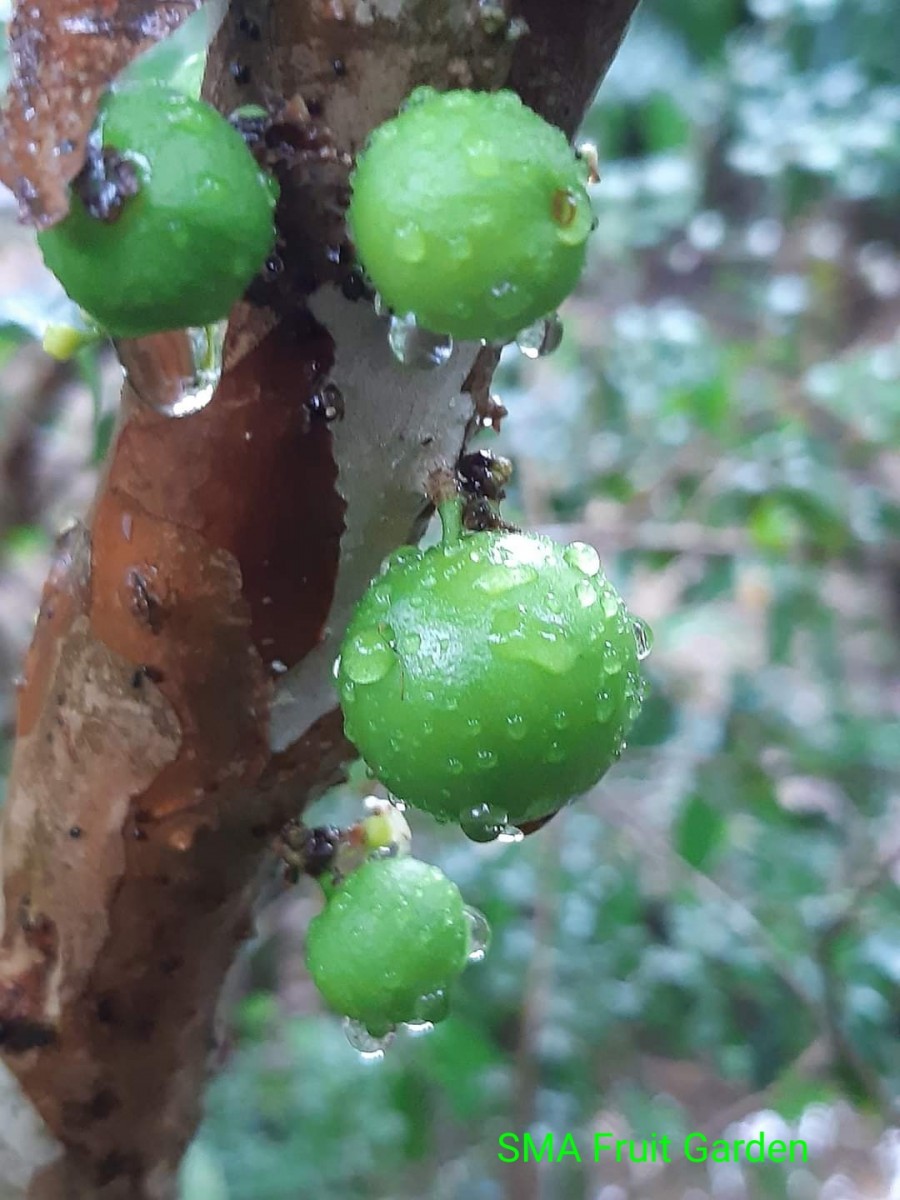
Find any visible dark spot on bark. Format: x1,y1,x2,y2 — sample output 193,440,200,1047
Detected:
332,57,346,76
90,1088,120,1121
306,383,344,423
422,436,434,446
96,1152,142,1187
160,956,182,976
341,270,367,302
0,1018,57,1052
306,97,323,117
69,826,82,839
131,664,165,688
127,568,165,634
96,994,116,1025
238,15,261,39
230,62,251,85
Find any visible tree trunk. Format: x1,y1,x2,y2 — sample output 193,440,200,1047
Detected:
0,1,638,1195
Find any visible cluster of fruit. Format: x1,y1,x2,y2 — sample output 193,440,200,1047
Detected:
37,78,648,1046
306,498,649,1043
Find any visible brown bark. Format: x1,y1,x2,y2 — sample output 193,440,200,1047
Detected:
0,1,639,1195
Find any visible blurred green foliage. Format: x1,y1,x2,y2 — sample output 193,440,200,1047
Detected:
1,0,899,1197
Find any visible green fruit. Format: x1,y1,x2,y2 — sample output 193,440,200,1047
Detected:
337,524,648,837
38,85,277,338
306,856,470,1036
348,87,594,342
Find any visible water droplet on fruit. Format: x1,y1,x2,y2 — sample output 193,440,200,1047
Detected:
461,803,507,842
463,905,491,963
404,1018,435,1036
397,630,422,656
466,718,482,736
447,234,472,261
380,545,422,574
498,824,525,844
488,280,528,323
342,628,397,684
343,1017,395,1059
388,313,453,369
474,564,537,594
506,713,527,740
475,749,497,771
515,312,563,359
496,629,578,675
596,690,614,721
395,223,427,263
552,711,569,730
564,542,601,577
551,187,594,246
121,321,226,418
632,617,653,661
576,581,598,608
413,989,450,1024
602,592,620,620
467,142,501,177
447,756,464,775
546,740,566,763
602,641,623,676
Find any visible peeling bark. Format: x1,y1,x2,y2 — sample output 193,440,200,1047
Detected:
0,0,639,1195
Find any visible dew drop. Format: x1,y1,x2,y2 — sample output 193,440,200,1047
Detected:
551,187,594,246
632,617,653,661
413,989,450,1024
373,291,391,318
596,690,614,721
602,592,620,620
495,629,578,675
463,905,492,963
394,223,427,263
121,322,226,418
475,748,497,771
576,581,598,608
546,740,566,763
602,641,623,676
388,313,453,369
552,710,569,730
506,713,527,740
447,756,463,775
342,627,397,684
403,1019,435,1036
563,542,601,577
474,563,537,594
515,312,563,359
343,1017,395,1059
461,803,507,843
397,630,422,657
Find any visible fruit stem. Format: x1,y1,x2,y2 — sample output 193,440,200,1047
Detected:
438,498,464,547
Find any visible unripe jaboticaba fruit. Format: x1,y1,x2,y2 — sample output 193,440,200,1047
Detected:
347,88,594,342
336,531,647,834
38,85,277,338
306,856,470,1036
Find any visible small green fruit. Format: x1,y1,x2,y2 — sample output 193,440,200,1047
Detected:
336,526,648,837
348,88,594,342
38,84,277,338
306,856,470,1036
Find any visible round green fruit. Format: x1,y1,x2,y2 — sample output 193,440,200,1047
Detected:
306,855,470,1036
336,525,648,838
347,87,594,342
38,85,277,338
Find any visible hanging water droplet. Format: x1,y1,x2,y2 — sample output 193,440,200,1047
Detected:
388,313,453,369
497,824,525,844
403,1018,435,1036
120,322,226,418
461,802,507,843
632,617,653,661
563,542,601,577
373,291,391,318
413,989,450,1024
515,312,564,359
341,627,397,684
463,905,492,962
343,1017,395,1059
